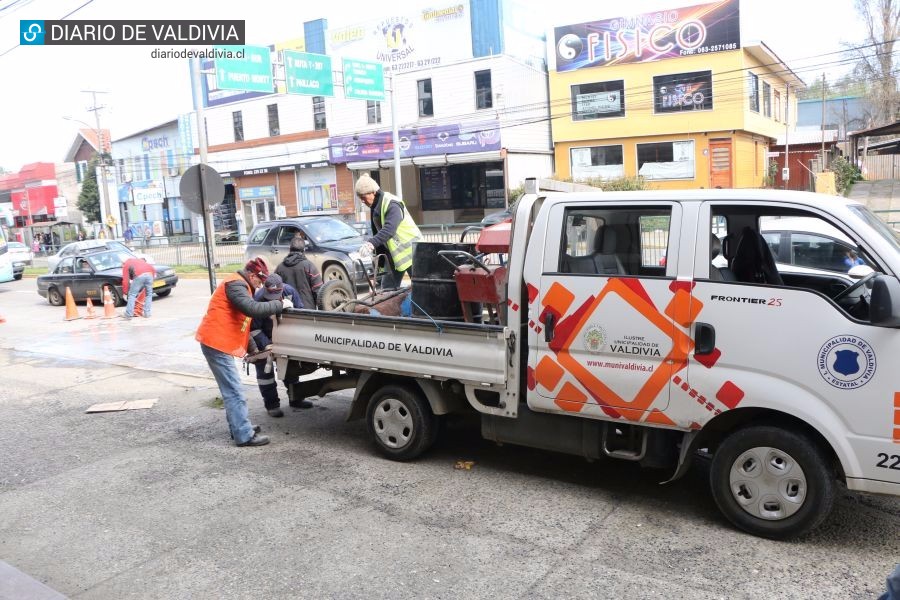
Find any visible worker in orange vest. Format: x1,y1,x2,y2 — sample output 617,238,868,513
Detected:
196,257,285,446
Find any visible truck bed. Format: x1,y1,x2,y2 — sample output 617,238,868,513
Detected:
273,309,510,388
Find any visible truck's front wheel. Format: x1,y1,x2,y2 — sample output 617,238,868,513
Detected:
709,425,836,540
366,385,438,461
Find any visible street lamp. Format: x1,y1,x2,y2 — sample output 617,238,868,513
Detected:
63,116,117,237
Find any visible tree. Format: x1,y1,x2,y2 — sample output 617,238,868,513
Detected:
849,0,900,125
77,156,102,223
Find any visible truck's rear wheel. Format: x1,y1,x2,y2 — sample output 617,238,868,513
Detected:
709,426,836,540
366,384,437,461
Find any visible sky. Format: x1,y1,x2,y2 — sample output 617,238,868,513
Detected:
0,0,866,173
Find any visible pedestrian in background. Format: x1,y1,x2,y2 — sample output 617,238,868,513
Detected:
122,256,155,319
275,236,323,310
247,273,310,417
196,258,283,447
355,173,422,289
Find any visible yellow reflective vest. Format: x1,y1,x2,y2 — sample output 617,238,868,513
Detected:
377,192,422,273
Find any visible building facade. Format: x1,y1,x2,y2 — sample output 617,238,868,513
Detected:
548,0,803,190
0,163,68,247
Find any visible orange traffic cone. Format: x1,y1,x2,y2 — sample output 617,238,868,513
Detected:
64,287,82,321
0,313,6,324
84,296,98,319
102,286,117,319
134,289,146,317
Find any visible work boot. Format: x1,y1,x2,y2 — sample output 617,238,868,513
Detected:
290,399,313,409
230,425,261,440
267,407,284,418
237,433,270,447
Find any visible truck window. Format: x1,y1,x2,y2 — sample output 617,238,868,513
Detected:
557,207,672,276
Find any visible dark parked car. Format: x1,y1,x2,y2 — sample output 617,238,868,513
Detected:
243,216,375,289
37,250,178,307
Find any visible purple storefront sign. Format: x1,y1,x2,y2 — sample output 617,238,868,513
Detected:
329,120,501,163
554,0,740,72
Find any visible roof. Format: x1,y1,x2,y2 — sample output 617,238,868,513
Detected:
113,119,178,143
775,129,838,146
849,120,900,138
63,129,111,163
539,188,859,209
743,42,806,90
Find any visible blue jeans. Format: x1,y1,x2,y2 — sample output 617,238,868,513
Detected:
201,343,255,444
126,272,154,317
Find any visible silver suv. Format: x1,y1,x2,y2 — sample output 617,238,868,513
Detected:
243,216,374,289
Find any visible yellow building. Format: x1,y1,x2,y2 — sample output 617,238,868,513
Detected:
549,0,804,189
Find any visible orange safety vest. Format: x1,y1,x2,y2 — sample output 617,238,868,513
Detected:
195,273,254,357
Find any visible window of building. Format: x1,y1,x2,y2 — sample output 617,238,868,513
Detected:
418,79,433,117
652,71,712,113
367,101,382,125
116,158,126,183
774,90,782,122
748,73,760,112
76,160,89,183
763,82,772,117
268,104,280,137
475,70,493,109
571,80,625,120
232,110,244,142
313,96,326,131
636,140,695,180
570,145,624,181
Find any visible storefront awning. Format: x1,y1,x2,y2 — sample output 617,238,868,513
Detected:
346,150,503,171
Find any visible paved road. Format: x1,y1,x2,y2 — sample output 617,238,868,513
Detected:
0,278,898,599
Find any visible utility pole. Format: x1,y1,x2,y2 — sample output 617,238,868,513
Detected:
820,73,827,171
82,89,117,238
784,83,791,190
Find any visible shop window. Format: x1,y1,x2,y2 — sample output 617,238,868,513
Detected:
763,82,771,117
653,71,712,113
637,140,695,180
268,104,280,137
570,145,624,181
313,96,326,131
232,110,244,142
418,79,433,117
748,73,760,112
367,101,382,125
571,80,624,120
475,70,492,109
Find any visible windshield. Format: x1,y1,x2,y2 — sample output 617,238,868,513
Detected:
848,205,900,253
87,251,133,271
305,218,362,243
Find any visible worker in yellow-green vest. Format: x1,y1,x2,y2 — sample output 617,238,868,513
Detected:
356,173,422,289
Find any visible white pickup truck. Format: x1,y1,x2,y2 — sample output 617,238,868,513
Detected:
272,181,900,539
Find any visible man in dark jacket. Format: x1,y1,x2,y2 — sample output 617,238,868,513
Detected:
196,257,283,447
248,273,311,417
275,236,323,310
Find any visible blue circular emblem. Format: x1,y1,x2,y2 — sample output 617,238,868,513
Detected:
817,335,876,389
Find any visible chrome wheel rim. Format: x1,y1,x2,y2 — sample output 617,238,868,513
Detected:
729,446,807,520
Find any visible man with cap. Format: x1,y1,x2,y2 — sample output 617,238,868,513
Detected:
355,173,422,289
248,273,309,417
195,257,285,446
275,235,323,311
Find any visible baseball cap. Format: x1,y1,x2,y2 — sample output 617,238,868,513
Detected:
262,273,284,300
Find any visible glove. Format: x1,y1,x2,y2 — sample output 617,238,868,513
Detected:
359,241,374,259
282,297,294,310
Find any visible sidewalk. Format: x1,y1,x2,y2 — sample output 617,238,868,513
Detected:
847,179,900,227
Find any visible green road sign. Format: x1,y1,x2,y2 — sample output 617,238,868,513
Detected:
284,50,333,97
214,45,273,93
342,58,385,101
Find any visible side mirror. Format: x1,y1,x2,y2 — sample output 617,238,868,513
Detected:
848,264,874,279
870,276,900,327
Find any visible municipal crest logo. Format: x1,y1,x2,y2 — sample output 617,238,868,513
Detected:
583,324,607,354
817,335,876,389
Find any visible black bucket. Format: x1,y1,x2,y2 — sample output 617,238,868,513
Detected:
410,242,476,321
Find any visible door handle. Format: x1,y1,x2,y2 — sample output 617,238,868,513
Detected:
694,322,715,355
544,312,555,342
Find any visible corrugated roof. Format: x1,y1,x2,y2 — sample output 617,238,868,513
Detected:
775,129,838,146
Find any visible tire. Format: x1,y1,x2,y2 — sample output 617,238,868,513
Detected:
323,264,349,285
709,425,836,540
104,286,124,307
14,273,22,280
366,384,438,461
156,289,172,297
317,279,354,311
48,287,64,306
